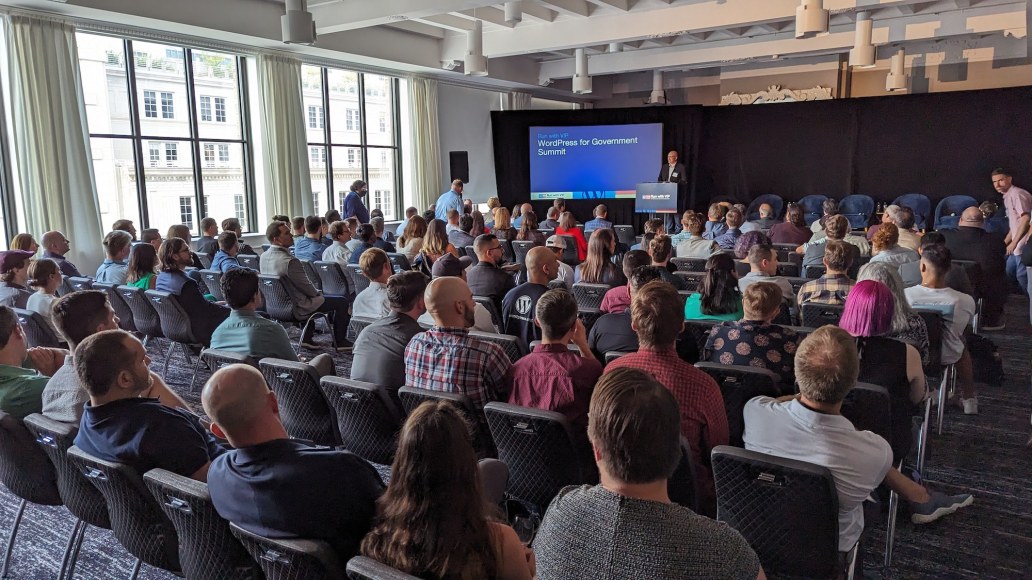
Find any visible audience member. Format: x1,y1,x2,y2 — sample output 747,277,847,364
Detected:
744,326,972,555
588,266,662,362
899,232,972,293
195,217,219,259
370,217,394,250
351,271,427,394
741,203,778,233
668,210,695,247
575,229,625,286
516,210,545,246
510,204,523,229
322,220,354,266
210,231,243,273
856,263,929,363
544,235,574,289
155,238,231,344
95,230,132,285
941,207,1007,330
468,234,517,312
74,330,224,481
270,214,289,224
684,253,743,322
870,223,919,266
9,235,39,256
605,280,728,513
395,206,417,237
600,251,650,314
295,216,332,261
810,198,839,235
701,203,729,240
361,401,533,579
866,204,898,242
260,220,352,350
141,228,162,252
540,206,561,230
512,203,533,230
584,204,613,233
444,208,461,234
344,217,364,252
733,230,771,261
649,234,686,290
631,219,664,251
796,240,855,306
534,367,762,580
470,210,489,237
739,244,795,307
413,219,457,277
353,248,393,319
675,215,720,258
502,246,558,346
491,207,518,242
449,214,476,250
714,209,744,250
40,231,81,277
417,253,495,333
768,204,812,246
435,179,464,222
397,215,427,262
221,218,255,255
204,365,382,563
0,251,33,308
555,212,587,261
343,179,371,224
801,215,863,272
348,224,379,265
112,219,138,241
892,207,923,251
0,305,63,418
26,259,62,336
126,243,158,290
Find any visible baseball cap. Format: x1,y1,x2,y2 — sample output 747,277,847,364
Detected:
0,250,34,274
431,253,473,278
545,235,566,249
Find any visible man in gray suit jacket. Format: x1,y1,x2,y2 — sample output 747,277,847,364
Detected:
260,220,352,351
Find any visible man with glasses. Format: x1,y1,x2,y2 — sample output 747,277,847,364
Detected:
467,233,516,313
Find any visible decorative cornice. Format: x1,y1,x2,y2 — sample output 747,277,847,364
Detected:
720,84,834,106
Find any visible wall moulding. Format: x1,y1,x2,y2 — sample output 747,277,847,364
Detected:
720,84,834,105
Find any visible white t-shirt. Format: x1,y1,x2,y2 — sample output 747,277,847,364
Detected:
743,397,893,551
904,285,975,365
555,261,574,290
26,291,59,336
418,303,497,334
351,281,391,319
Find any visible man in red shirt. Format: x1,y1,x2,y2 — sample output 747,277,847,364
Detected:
604,280,728,516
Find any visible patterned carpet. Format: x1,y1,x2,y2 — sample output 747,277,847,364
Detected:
1,299,1030,579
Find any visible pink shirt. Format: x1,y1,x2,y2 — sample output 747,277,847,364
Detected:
599,285,630,314
1003,185,1032,255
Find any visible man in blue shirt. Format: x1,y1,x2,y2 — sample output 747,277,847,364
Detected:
395,206,417,237
435,179,464,222
95,230,132,285
512,203,532,230
342,179,370,224
294,216,332,262
211,232,243,273
583,204,614,234
73,329,225,481
203,364,384,564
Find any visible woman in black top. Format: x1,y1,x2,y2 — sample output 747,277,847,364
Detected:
575,229,625,287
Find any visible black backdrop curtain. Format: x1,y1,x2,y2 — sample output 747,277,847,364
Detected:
491,86,1032,223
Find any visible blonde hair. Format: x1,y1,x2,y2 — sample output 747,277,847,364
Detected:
742,282,782,321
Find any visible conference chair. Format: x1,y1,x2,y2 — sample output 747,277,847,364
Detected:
671,257,708,272
230,523,343,580
499,240,516,264
198,269,225,302
797,195,828,226
13,308,63,348
572,282,610,311
66,276,94,293
470,328,528,362
891,193,931,230
804,264,827,279
839,194,875,230
300,260,323,292
0,412,63,578
695,363,782,447
237,254,260,271
260,358,340,447
746,194,784,222
66,446,183,578
557,235,579,265
398,387,496,458
511,240,536,265
386,252,412,273
257,275,336,353
577,307,603,335
94,282,138,334
472,296,503,332
196,253,213,269
24,414,112,580
143,469,262,579
914,309,943,448
775,262,800,277
116,285,161,345
801,302,846,328
319,377,403,467
484,403,597,515
346,556,420,580
683,319,718,355
712,446,855,580
673,271,704,292
313,261,354,298
346,315,378,343
145,290,207,390
932,195,978,230
346,265,371,295
677,290,692,311
786,276,810,295
613,225,635,245
604,351,632,365
200,349,260,373
463,245,479,265
669,437,700,513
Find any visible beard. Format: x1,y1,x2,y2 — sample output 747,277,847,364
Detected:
462,304,476,328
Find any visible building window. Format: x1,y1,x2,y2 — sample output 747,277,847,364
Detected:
345,109,358,131
148,142,160,167
203,143,215,167
347,149,356,167
143,90,157,118
199,96,212,121
309,146,325,166
164,142,178,166
379,112,386,133
160,92,174,119
234,194,246,226
380,150,388,167
179,196,193,226
214,97,226,122
308,105,323,129
217,144,229,163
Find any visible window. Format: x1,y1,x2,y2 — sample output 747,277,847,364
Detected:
148,141,160,167
199,96,212,121
179,196,193,226
214,97,226,122
347,149,356,167
309,146,325,166
379,112,386,133
234,194,246,229
160,92,174,119
308,105,324,129
203,143,215,167
218,144,230,163
345,109,358,131
164,142,178,166
143,90,157,118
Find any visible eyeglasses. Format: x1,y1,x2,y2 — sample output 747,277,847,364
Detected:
488,245,503,252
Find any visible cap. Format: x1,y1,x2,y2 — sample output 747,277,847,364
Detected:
545,235,566,249
0,250,34,274
431,253,473,278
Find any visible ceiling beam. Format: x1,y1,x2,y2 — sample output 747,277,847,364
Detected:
384,20,449,38
412,13,475,32
520,2,559,21
535,0,594,18
312,0,500,34
457,7,517,28
586,0,631,10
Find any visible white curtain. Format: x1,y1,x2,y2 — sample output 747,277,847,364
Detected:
5,16,103,272
407,77,442,212
257,54,313,218
509,90,532,110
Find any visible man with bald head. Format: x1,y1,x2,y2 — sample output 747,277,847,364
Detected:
501,246,559,346
941,206,1008,330
41,231,81,277
203,365,383,564
741,204,778,233
404,277,512,429
513,202,534,229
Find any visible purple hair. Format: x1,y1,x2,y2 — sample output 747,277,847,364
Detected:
734,230,771,260
839,280,895,337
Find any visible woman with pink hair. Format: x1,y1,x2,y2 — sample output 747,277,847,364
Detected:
839,279,927,463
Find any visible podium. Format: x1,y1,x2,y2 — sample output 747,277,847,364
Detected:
635,182,678,214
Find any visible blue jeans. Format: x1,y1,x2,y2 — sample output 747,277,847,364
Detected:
1006,254,1028,293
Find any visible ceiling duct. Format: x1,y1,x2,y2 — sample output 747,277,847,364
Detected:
572,48,592,94
465,19,488,76
849,11,876,68
795,0,829,39
282,0,317,45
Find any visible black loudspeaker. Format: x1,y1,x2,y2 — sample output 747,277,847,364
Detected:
449,151,469,184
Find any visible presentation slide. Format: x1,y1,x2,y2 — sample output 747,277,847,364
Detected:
635,182,678,214
529,123,662,200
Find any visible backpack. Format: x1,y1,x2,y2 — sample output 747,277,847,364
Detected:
967,333,1004,386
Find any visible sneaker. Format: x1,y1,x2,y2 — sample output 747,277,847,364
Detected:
962,397,979,415
335,339,354,352
910,491,973,524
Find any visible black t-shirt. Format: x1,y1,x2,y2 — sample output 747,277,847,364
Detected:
501,282,549,348
469,262,517,311
587,311,639,363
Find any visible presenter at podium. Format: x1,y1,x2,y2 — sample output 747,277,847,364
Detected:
658,150,686,184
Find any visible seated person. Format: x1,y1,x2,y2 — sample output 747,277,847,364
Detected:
714,209,744,250
195,217,219,260
126,243,159,290
348,224,382,266
444,208,462,234
294,216,333,262
899,232,973,293
0,305,66,419
650,235,687,291
74,330,224,481
369,217,397,253
467,234,517,313
94,230,133,285
600,251,650,314
516,210,546,247
705,282,800,391
41,230,82,277
351,271,427,395
545,235,575,290
501,247,559,347
583,204,613,233
290,216,305,243
141,228,163,252
892,206,923,252
588,266,662,362
222,217,255,255
741,203,779,233
684,253,743,322
361,401,533,579
210,268,334,376
668,210,696,247
702,203,729,240
0,250,32,310
448,214,476,251
111,219,138,241
204,365,384,564
211,231,243,273
575,229,625,287
43,290,188,424
869,223,919,266
796,240,854,306
630,219,664,252
800,215,863,273
676,215,720,259
322,220,353,266
417,253,497,334
768,204,812,246
155,238,231,345
534,367,762,580
352,248,393,319
744,326,973,554
25,258,62,338
941,207,1007,330
739,244,795,307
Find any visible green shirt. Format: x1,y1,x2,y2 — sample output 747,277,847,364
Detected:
128,273,155,289
210,310,299,362
683,293,743,322
0,364,49,419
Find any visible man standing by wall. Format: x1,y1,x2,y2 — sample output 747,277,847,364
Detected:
993,168,1031,296
435,180,464,222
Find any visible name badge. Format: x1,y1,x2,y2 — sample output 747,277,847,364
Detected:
671,172,678,178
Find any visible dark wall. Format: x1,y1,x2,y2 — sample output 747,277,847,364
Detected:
491,86,1032,221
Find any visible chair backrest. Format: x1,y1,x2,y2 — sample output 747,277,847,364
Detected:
346,556,420,580
23,414,110,529
613,225,635,245
803,264,827,279
604,350,633,365
463,246,479,265
259,359,340,446
915,308,943,379
145,290,201,346
67,276,94,292
198,269,226,302
797,194,828,226
840,382,891,442
775,262,800,278
300,260,323,291
785,276,809,295
66,446,182,573
313,261,353,297
201,349,260,372
94,282,138,333
746,194,784,222
116,284,162,338
143,469,262,579
891,193,931,230
471,296,503,331
933,195,978,230
712,446,840,578
196,253,213,269
320,377,402,466
257,275,301,323
498,240,516,264
385,253,412,273
839,194,875,229
0,411,62,506
511,240,536,265
238,254,260,272
397,387,495,458
668,437,699,512
800,302,845,328
670,257,708,272
673,271,704,293
469,329,527,363
13,308,62,348
694,363,782,447
484,402,594,515
571,282,610,311
230,523,344,580
346,265,371,295
557,235,579,264
347,315,378,343
683,319,718,355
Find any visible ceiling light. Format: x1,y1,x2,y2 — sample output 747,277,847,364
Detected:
464,19,488,76
849,11,876,68
282,0,317,45
885,48,908,91
795,0,829,39
504,1,523,25
572,48,592,94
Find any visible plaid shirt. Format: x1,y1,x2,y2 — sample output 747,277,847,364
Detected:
797,273,855,306
605,347,728,512
404,327,511,430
